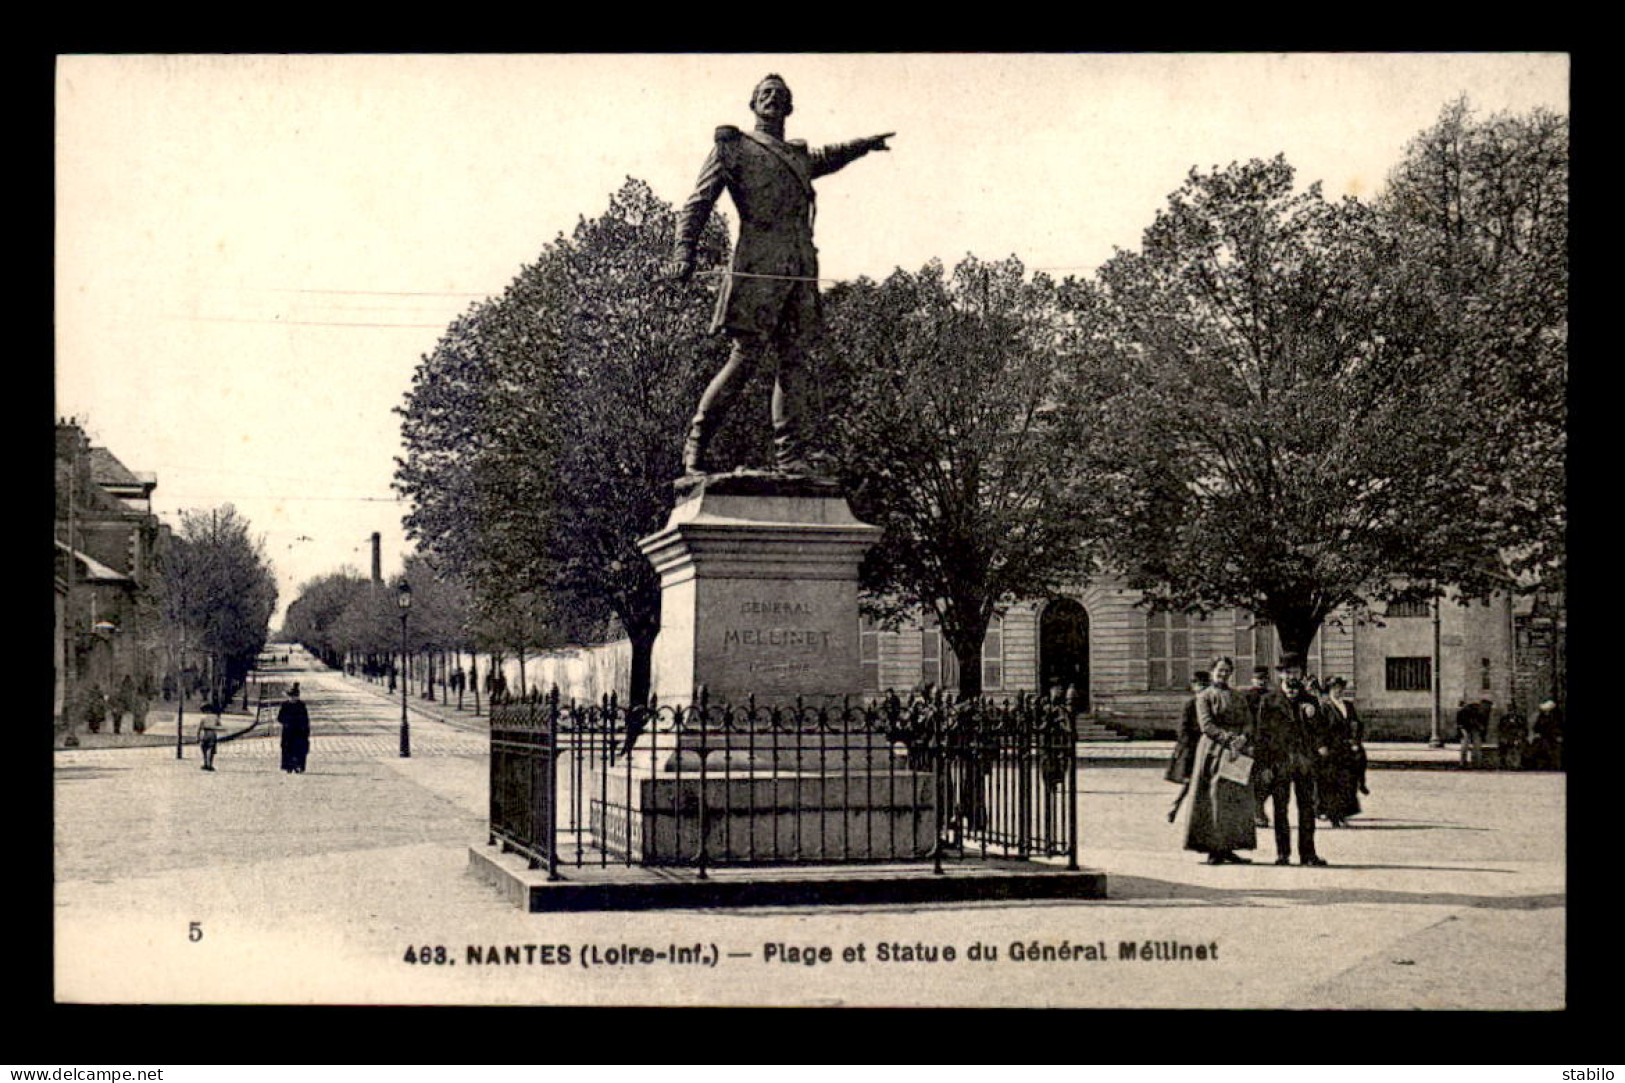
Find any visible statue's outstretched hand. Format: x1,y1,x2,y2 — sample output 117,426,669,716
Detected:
868,132,896,152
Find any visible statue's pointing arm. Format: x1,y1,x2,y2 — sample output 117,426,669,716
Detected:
809,132,895,179
670,129,734,279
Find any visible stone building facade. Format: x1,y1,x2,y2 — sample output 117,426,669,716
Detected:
857,580,1529,740
54,421,167,722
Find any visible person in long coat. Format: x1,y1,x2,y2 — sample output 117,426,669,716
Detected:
1165,671,1211,822
1178,657,1257,864
1317,677,1363,826
278,683,311,774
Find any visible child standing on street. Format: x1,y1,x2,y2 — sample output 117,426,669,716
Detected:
198,703,223,771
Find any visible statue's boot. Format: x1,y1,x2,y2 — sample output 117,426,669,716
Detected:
773,428,813,476
682,418,715,475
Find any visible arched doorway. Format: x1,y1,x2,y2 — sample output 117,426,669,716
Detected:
1040,598,1090,709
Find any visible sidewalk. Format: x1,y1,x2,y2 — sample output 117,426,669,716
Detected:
334,669,490,732
1077,739,1468,768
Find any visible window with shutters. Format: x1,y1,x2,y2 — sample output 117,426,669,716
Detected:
1233,611,1278,677
1146,611,1194,691
1385,598,1432,618
859,616,879,692
982,614,1004,691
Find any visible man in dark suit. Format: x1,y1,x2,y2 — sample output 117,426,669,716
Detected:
1253,652,1328,866
671,74,894,475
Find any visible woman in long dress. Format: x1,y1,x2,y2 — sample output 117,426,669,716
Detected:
1179,656,1258,864
278,683,311,774
1318,677,1363,826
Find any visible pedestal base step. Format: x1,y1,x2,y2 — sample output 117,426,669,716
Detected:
468,845,1108,912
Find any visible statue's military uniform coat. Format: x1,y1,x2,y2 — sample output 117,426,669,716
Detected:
675,125,872,339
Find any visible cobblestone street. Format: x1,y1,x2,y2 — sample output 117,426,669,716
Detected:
54,653,1565,1009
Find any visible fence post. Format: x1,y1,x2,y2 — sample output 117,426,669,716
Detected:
696,685,710,880
546,687,561,880
1066,706,1080,871
487,701,498,847
931,699,945,876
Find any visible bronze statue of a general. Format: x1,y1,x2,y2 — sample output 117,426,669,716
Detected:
669,74,893,476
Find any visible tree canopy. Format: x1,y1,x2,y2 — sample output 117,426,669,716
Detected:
1379,98,1567,596
820,255,1110,697
1081,155,1514,656
394,178,736,704
162,505,278,699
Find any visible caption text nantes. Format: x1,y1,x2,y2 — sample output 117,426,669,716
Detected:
404,939,1218,968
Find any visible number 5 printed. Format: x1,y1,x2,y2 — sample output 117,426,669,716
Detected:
189,922,203,942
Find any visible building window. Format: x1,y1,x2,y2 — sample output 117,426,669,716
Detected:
1385,598,1432,618
921,619,941,690
859,616,879,692
1233,611,1277,677
1147,611,1194,691
1386,657,1433,692
982,614,1004,691
1480,657,1492,692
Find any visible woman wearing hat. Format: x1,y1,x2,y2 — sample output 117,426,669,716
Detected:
1317,677,1364,826
1177,656,1258,864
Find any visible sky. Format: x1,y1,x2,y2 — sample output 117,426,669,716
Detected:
54,53,1569,625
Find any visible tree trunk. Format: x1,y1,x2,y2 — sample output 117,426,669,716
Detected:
1272,609,1324,665
628,629,656,708
952,637,984,700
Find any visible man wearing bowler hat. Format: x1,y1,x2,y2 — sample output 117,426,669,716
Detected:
1253,651,1328,866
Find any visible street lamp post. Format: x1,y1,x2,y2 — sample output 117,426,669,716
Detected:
1428,591,1444,749
398,581,412,758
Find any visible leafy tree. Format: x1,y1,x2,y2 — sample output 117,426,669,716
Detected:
162,505,278,701
1379,99,1568,595
1083,156,1498,657
284,570,370,667
395,178,736,705
820,256,1109,698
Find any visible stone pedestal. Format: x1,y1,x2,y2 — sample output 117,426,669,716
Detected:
637,472,883,708
618,472,935,865
592,768,938,864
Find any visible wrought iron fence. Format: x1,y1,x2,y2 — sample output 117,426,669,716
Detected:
487,688,1079,877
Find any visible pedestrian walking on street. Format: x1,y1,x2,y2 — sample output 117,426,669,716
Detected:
1164,670,1211,823
278,682,311,774
1177,657,1257,865
1496,704,1527,771
198,703,223,771
1530,699,1563,771
112,674,135,735
1317,677,1363,826
1457,699,1489,768
1255,652,1328,866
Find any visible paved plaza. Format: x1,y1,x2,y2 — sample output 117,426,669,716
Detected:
53,654,1565,1009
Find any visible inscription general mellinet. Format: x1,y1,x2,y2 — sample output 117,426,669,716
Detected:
724,600,832,652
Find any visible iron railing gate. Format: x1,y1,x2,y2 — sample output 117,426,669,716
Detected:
487,688,1078,875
